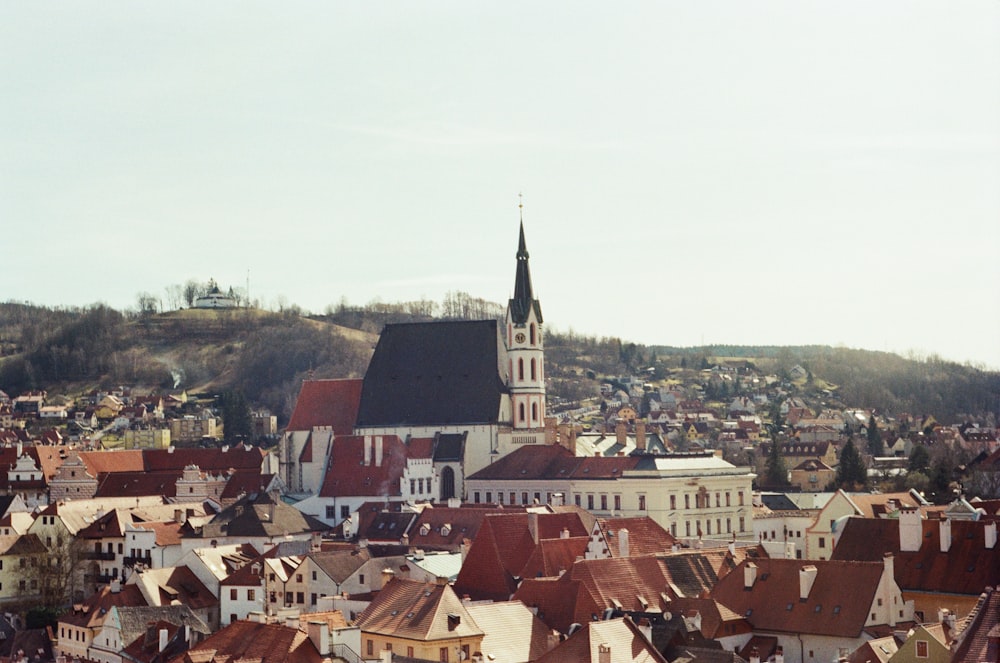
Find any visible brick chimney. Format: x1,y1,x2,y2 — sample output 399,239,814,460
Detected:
528,512,539,544
380,568,394,589
635,420,646,451
799,565,817,600
616,421,627,446
939,516,952,553
898,507,922,552
744,562,758,589
306,621,330,656
374,436,383,467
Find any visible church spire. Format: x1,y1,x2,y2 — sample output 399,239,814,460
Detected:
510,205,542,325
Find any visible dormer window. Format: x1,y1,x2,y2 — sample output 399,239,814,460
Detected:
440,524,452,537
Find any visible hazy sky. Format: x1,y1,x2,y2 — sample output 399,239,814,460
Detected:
3,2,999,368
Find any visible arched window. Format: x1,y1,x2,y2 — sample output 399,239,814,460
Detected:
518,358,524,381
519,403,526,422
530,358,536,381
530,323,536,345
531,402,538,421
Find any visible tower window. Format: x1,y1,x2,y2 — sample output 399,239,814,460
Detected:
530,323,536,345
531,402,538,422
518,358,524,381
530,358,536,380
519,403,525,422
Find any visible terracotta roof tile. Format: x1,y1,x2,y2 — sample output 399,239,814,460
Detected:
167,619,324,663
286,378,363,434
355,577,484,641
318,435,407,498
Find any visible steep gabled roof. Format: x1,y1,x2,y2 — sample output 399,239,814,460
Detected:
593,517,677,557
830,516,1000,595
710,558,884,638
286,379,364,434
307,548,371,584
354,577,484,641
467,444,641,481
201,491,329,539
355,320,507,427
951,586,1000,662
533,617,667,663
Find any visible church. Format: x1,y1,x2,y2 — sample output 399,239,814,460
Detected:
282,221,551,523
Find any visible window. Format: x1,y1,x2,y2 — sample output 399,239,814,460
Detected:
511,492,517,505
311,593,317,605
600,495,608,511
341,505,350,519
297,574,303,583
473,492,481,504
575,494,581,507
684,495,690,509
685,521,691,536
522,492,528,505
726,518,732,533
367,640,374,656
638,495,646,511
726,492,731,506
738,492,744,506
410,479,416,494
297,592,304,603
530,323,536,345
247,589,255,601
819,537,826,548
739,517,745,532
587,495,594,510
360,574,365,584
519,403,525,422
531,359,536,380
230,588,238,600
532,402,538,421
614,495,621,511
498,492,504,504
486,492,492,503
440,647,449,662
408,647,414,657
518,358,524,381
715,492,721,507
916,641,928,658
670,495,676,510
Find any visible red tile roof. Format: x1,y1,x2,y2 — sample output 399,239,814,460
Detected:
318,435,407,498
593,517,676,557
830,516,1000,595
286,379,363,434
467,444,641,481
60,584,148,628
710,558,886,638
166,619,324,663
354,577,483,642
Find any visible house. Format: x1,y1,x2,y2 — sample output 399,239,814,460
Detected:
465,445,755,544
512,550,749,635
0,533,48,607
89,604,210,663
888,623,952,663
354,576,485,662
128,565,221,632
709,557,915,663
532,616,667,663
164,617,336,663
846,635,898,663
465,600,558,662
56,583,149,662
188,490,329,551
452,511,591,603
788,459,835,492
830,508,1000,619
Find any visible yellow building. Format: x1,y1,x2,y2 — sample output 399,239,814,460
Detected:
355,577,483,662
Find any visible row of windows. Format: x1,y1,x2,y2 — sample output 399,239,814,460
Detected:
325,505,352,520
471,490,747,511
366,640,468,662
673,518,745,537
517,401,541,423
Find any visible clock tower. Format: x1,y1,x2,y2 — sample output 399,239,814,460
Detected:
506,219,545,431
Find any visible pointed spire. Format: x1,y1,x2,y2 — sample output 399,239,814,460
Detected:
509,197,542,324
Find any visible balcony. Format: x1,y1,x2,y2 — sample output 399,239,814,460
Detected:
123,555,153,567
84,551,116,561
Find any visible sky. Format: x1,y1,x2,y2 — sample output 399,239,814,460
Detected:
3,2,999,369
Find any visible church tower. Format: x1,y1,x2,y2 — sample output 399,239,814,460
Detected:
506,218,546,430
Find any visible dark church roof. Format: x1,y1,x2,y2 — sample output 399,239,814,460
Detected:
355,320,508,427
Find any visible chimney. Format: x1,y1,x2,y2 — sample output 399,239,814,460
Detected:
749,648,761,663
799,565,818,600
545,416,558,445
375,436,384,467
380,568,394,589
637,617,652,643
775,646,785,663
636,420,646,451
558,423,570,449
551,492,565,507
616,421,627,446
307,620,331,656
618,529,630,558
899,507,922,552
110,579,121,594
560,527,570,540
174,508,185,524
447,497,461,508
985,521,997,549
598,643,611,663
158,628,169,653
381,649,392,663
528,513,539,543
744,562,758,589
939,516,952,553
364,436,371,466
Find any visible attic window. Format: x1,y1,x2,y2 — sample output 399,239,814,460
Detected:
786,603,793,611
833,606,841,615
760,573,770,581
814,605,822,613
744,609,752,617
966,564,975,572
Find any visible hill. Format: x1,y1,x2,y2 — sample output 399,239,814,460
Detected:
1,300,997,427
